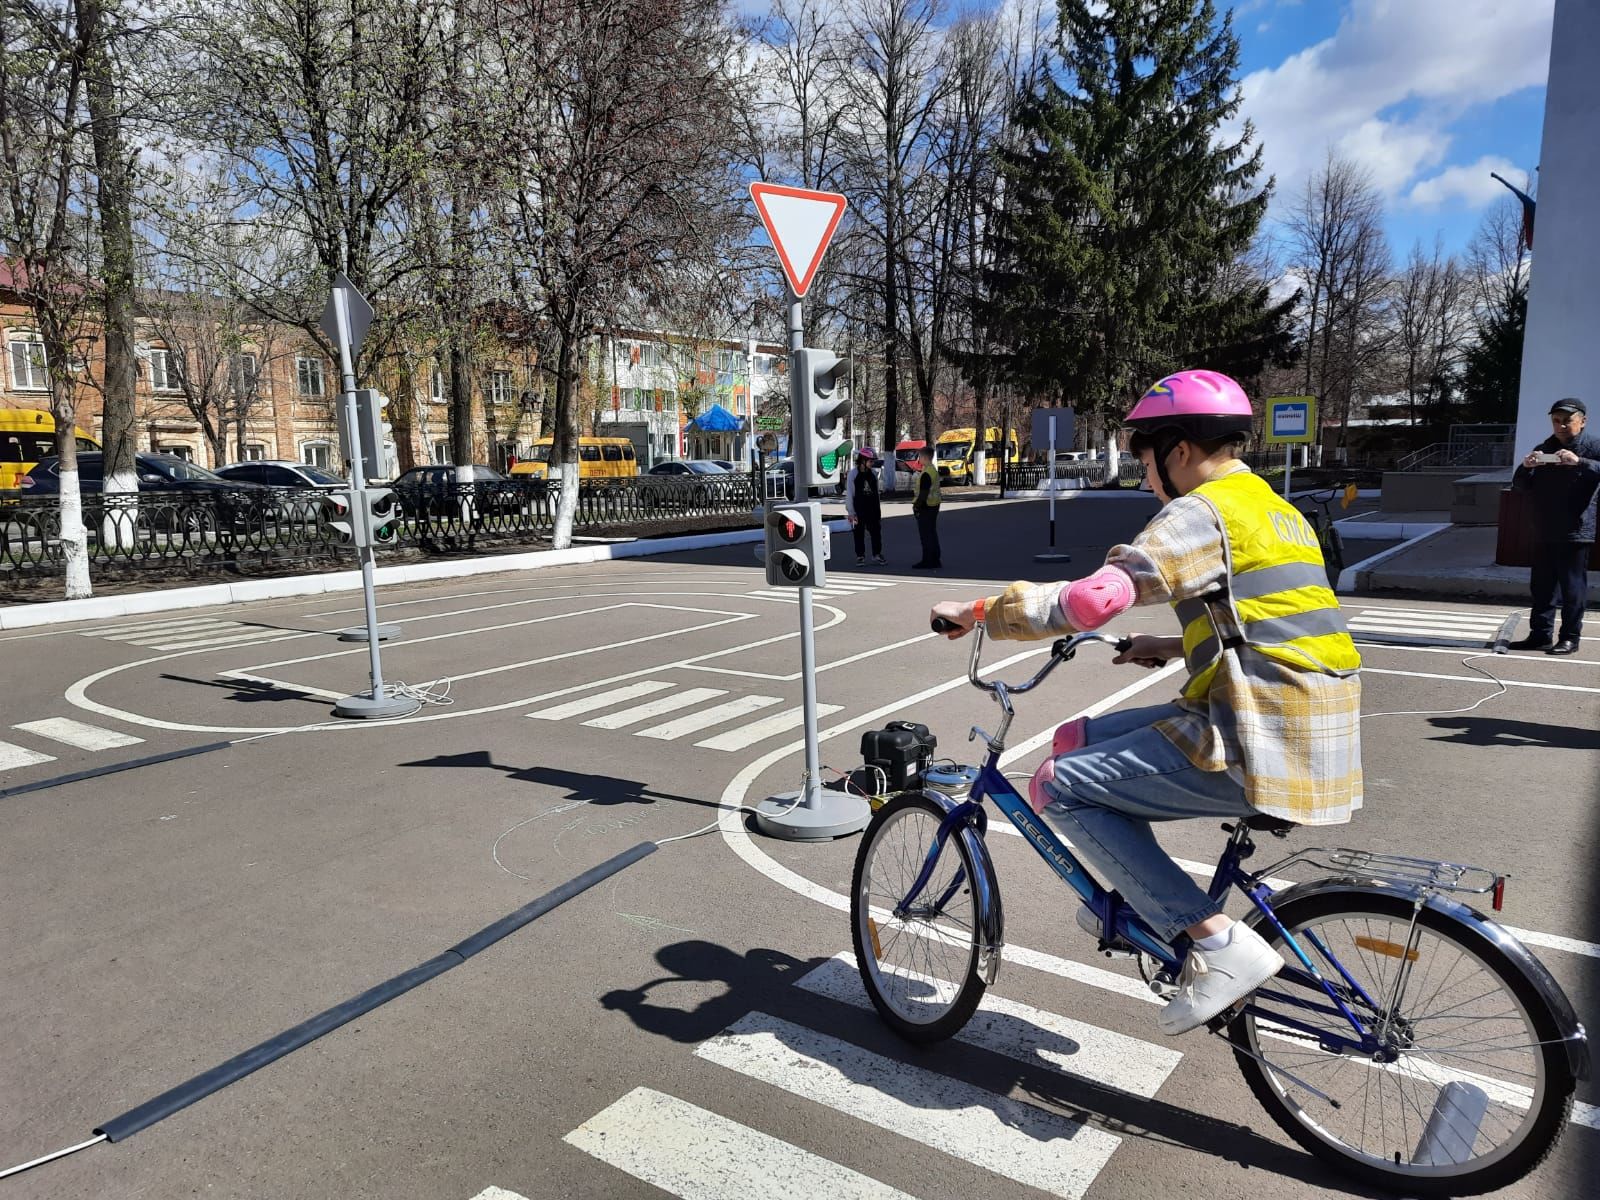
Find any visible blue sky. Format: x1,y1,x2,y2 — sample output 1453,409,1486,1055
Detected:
1227,0,1552,258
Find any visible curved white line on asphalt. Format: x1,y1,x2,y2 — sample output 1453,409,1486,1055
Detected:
62,592,851,735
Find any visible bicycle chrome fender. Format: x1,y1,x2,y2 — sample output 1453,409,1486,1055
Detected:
916,788,1006,986
1251,875,1591,1083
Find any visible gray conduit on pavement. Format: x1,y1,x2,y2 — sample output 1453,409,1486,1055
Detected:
0,840,658,1182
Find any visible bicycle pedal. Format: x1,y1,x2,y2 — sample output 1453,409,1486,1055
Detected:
1096,939,1136,959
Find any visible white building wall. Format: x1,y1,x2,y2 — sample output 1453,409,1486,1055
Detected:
1515,0,1600,456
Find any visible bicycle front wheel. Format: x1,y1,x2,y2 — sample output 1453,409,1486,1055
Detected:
850,793,987,1043
1231,890,1577,1196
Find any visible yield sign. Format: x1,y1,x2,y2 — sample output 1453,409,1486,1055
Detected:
749,182,847,298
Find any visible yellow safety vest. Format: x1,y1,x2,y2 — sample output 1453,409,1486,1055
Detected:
917,464,942,507
1174,471,1361,702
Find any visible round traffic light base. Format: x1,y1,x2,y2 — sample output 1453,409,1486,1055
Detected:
337,623,402,642
1033,552,1073,563
754,788,871,841
334,688,422,720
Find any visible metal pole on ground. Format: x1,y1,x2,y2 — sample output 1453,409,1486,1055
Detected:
1035,413,1071,564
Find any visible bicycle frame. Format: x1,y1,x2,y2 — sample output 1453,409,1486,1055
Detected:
893,627,1390,1057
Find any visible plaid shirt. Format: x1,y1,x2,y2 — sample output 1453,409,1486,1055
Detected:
983,465,1363,825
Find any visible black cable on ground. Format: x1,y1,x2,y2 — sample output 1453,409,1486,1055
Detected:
0,741,235,803
0,839,659,1180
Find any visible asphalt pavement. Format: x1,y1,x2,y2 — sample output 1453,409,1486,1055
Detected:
1,494,1596,1200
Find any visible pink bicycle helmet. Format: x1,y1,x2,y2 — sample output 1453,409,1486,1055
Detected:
1125,370,1254,497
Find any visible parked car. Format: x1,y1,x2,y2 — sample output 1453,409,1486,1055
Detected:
18,452,276,532
646,459,728,476
713,460,735,471
763,457,845,501
392,464,521,517
215,460,348,489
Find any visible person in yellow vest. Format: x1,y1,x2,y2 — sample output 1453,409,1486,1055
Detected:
930,369,1362,1035
911,446,942,569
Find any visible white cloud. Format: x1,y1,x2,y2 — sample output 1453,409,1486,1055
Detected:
1235,0,1553,203
1406,156,1525,209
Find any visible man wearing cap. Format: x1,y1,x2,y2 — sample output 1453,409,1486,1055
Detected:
1509,398,1600,654
846,446,887,565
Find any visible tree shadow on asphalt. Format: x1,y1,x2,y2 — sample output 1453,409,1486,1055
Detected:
159,672,329,704
395,750,723,812
1427,714,1600,751
600,937,1387,1196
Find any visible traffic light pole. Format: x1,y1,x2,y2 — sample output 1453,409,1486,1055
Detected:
755,289,869,841
327,287,416,720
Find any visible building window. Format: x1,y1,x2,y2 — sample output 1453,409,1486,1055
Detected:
148,347,183,392
156,443,194,461
433,439,451,465
7,337,49,391
297,355,325,397
430,364,447,404
232,352,260,396
490,370,513,406
301,442,332,469
243,443,267,461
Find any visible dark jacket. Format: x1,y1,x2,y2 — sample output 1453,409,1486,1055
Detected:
1511,431,1600,542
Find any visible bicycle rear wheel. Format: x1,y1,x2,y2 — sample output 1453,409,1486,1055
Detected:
1230,890,1577,1196
850,793,987,1043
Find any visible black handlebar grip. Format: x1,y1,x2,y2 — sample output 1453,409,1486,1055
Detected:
931,616,960,634
1114,636,1134,654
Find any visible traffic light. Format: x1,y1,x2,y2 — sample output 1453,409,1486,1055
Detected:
325,489,359,544
790,347,849,491
764,501,825,588
362,487,400,546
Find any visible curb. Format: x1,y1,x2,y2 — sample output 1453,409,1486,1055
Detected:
0,519,852,631
1339,523,1451,593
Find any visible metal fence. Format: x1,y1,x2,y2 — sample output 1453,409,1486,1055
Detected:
1000,460,1147,493
0,473,759,580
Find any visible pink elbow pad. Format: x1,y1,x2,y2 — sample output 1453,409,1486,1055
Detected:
1060,565,1135,629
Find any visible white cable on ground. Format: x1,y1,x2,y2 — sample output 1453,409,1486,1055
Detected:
0,1134,107,1181
1360,652,1510,720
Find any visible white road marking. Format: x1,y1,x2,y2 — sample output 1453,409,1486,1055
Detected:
11,718,143,751
0,741,56,770
98,619,238,641
142,628,293,650
564,1087,916,1200
527,681,675,721
1357,642,1595,665
583,688,728,729
1360,667,1600,694
695,704,842,751
1498,925,1600,960
87,616,234,637
634,695,783,740
1356,607,1512,623
696,1012,1123,1200
797,954,1181,1097
213,671,350,701
744,590,801,601
466,1189,531,1200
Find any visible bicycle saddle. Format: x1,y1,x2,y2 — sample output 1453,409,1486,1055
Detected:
1242,814,1298,836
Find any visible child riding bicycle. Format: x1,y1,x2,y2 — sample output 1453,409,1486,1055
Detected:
931,369,1363,1035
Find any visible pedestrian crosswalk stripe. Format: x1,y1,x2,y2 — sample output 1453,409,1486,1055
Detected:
99,619,237,641
583,687,729,730
87,616,232,636
796,954,1181,1099
1357,608,1507,625
0,741,56,771
565,1087,916,1200
146,629,296,651
744,590,801,601
695,1012,1122,1200
634,695,784,741
11,718,144,751
466,1189,530,1200
526,681,675,721
694,704,842,751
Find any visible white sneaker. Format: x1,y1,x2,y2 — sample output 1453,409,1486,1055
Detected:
1157,922,1283,1036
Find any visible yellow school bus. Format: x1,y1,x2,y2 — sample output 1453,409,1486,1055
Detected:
508,436,640,480
0,409,100,491
934,427,1019,485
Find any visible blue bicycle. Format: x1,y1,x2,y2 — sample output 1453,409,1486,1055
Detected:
850,625,1589,1196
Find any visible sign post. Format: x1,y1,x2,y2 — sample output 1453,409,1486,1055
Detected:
747,182,866,841
322,274,417,720
1265,396,1318,500
1030,408,1075,564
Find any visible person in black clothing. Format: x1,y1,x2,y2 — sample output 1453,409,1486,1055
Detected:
1508,398,1600,655
846,446,886,565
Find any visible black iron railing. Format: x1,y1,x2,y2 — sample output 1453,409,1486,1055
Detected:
0,473,761,579
1000,461,1117,492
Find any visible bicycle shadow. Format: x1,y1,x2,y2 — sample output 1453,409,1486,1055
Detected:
601,938,1389,1196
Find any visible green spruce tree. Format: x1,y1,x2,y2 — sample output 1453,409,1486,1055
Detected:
984,0,1293,430
1459,279,1527,424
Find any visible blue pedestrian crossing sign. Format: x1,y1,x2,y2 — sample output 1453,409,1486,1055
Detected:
1266,396,1317,444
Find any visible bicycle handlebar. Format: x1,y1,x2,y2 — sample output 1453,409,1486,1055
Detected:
930,618,1130,695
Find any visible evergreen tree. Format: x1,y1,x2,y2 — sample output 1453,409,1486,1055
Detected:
1459,279,1527,424
983,0,1293,429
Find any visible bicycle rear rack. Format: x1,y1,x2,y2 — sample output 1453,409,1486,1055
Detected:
1262,846,1506,904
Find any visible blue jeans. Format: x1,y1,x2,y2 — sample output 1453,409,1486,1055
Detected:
1038,703,1255,943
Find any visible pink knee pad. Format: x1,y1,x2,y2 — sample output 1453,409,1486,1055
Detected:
1059,565,1135,630
1028,719,1088,813
1028,757,1057,813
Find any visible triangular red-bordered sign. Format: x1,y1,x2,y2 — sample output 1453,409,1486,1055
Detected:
749,182,847,298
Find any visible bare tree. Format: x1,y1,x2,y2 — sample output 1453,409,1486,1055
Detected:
483,0,746,549
1391,237,1469,428
0,1,97,597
